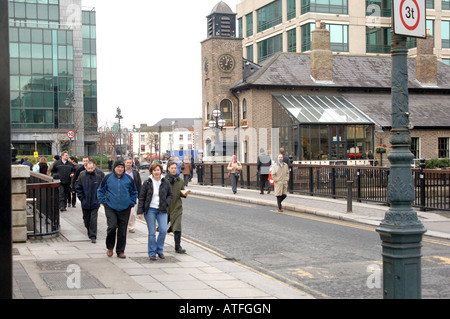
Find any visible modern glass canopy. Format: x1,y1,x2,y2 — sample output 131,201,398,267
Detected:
272,93,374,124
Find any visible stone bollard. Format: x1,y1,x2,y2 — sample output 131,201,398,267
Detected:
11,165,30,243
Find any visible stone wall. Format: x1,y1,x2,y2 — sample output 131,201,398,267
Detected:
11,165,30,243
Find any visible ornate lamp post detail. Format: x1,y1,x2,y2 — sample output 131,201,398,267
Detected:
115,107,123,159
208,105,226,157
376,33,426,299
64,90,75,156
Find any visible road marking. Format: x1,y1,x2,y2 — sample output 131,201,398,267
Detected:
191,194,256,208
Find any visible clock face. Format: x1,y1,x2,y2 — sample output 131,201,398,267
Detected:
218,54,235,72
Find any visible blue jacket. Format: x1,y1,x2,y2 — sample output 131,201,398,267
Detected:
97,172,138,212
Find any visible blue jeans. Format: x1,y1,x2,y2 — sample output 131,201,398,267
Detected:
144,207,168,256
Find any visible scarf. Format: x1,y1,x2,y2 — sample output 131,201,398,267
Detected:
167,173,179,185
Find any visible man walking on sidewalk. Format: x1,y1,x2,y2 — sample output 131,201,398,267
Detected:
52,151,75,212
97,160,138,258
272,154,289,212
76,160,104,243
257,148,272,194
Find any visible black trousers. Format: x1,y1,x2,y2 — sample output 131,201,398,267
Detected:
82,208,98,240
104,205,131,254
259,174,270,193
58,184,71,209
277,194,287,210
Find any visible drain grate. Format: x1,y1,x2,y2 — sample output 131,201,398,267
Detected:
41,272,105,291
36,260,77,271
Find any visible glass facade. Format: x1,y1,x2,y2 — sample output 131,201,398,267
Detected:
9,0,98,155
302,23,348,52
258,33,282,62
272,94,375,161
301,0,348,15
257,0,282,33
82,10,98,132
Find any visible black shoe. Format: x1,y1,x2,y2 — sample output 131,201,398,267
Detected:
91,238,96,243
260,192,264,194
60,208,67,212
157,253,165,259
176,247,186,254
72,205,76,208
149,256,157,261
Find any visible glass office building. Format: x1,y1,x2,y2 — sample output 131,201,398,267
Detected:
8,0,98,156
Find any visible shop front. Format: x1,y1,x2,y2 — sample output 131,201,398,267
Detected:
272,93,376,164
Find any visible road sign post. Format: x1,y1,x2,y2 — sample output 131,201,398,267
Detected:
376,0,427,299
67,130,75,156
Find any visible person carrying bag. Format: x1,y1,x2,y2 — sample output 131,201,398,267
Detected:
227,155,242,194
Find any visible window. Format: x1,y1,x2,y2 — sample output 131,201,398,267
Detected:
238,18,243,38
287,28,297,52
442,21,450,48
443,0,450,10
301,0,348,14
438,138,449,158
426,0,434,9
257,0,282,33
242,99,247,119
442,59,450,65
287,0,296,20
302,23,348,52
246,45,254,62
366,0,391,17
410,137,420,159
246,13,253,37
258,33,282,62
220,99,233,123
366,27,391,53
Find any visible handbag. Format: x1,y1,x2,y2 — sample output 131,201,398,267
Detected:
268,174,274,186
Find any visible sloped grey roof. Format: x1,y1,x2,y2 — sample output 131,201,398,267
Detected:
232,52,450,90
343,93,450,128
152,118,201,128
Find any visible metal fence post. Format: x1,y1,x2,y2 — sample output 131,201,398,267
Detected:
347,180,353,213
419,158,426,211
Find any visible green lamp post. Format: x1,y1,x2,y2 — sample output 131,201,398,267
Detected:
376,32,427,299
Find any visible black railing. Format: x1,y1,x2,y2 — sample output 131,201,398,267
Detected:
197,163,450,212
26,172,61,238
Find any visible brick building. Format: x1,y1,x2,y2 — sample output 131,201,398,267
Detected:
201,2,450,164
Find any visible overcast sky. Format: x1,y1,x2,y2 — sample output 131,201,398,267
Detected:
81,0,240,129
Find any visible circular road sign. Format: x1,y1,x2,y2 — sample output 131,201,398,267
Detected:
393,0,426,38
67,130,75,139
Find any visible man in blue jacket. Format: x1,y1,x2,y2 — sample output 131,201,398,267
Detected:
97,160,138,258
75,160,105,243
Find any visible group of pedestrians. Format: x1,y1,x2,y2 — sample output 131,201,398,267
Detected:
229,148,291,213
51,154,189,260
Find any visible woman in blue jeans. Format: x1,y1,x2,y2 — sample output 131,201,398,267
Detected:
137,162,173,260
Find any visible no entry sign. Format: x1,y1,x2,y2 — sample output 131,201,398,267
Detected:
393,0,426,38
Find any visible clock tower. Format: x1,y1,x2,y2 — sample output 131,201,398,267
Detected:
201,2,242,136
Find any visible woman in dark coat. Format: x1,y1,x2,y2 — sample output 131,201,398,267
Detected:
137,162,173,260
166,161,188,254
38,157,48,175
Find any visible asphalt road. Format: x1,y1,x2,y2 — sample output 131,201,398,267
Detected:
180,194,450,299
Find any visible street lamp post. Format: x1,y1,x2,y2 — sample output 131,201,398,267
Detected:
65,90,75,156
115,107,123,159
376,33,426,299
208,105,226,157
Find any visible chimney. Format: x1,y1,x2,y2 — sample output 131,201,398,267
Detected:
416,28,437,85
310,21,333,82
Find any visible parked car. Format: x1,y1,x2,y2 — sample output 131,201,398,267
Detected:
140,162,150,170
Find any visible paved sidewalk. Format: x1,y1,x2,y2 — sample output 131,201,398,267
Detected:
187,183,450,240
12,181,449,299
12,200,313,299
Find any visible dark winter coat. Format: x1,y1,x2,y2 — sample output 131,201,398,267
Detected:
97,172,138,212
75,169,105,210
137,177,173,215
51,159,75,184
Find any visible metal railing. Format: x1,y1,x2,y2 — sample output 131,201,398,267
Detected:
26,172,61,238
196,163,450,212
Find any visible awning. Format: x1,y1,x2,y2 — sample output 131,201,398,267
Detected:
272,93,375,124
